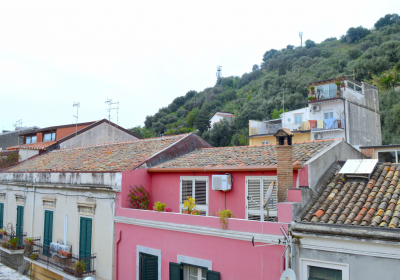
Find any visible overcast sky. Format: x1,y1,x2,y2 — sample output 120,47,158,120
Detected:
0,1,398,131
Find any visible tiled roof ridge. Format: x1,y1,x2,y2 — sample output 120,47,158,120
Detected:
194,138,340,150
50,134,189,153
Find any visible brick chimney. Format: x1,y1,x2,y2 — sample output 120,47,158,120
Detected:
274,128,294,202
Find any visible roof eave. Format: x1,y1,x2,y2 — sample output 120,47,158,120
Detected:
147,164,303,173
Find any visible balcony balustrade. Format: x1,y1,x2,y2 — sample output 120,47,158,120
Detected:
0,231,27,253
310,119,344,131
24,239,96,279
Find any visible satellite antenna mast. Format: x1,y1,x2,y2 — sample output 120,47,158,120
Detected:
73,102,80,137
216,66,222,80
299,32,303,47
13,119,22,129
105,99,120,124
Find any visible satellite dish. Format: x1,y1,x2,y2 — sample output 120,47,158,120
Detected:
263,181,275,208
280,269,296,280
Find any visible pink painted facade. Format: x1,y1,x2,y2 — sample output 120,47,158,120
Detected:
115,168,300,280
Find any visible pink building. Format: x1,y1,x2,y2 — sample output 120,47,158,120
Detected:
114,132,363,279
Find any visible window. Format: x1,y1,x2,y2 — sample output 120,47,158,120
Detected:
309,266,342,280
294,114,303,125
324,111,334,119
25,136,37,144
43,210,53,256
261,141,269,145
316,84,337,99
347,81,362,93
43,132,56,142
79,217,92,271
246,176,278,221
378,151,396,163
184,265,206,280
181,177,208,215
139,253,158,280
169,262,220,280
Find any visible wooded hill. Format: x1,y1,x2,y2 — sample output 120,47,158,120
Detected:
131,14,400,146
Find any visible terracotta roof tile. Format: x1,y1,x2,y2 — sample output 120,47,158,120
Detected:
152,140,337,169
7,134,188,172
302,163,400,229
7,141,57,151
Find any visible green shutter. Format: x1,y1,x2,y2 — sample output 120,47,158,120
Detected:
0,203,4,229
206,270,221,280
79,217,92,271
169,262,182,280
43,210,53,256
140,253,158,280
16,206,24,235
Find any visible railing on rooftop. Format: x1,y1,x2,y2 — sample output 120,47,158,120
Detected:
0,231,27,251
310,119,344,131
24,239,96,279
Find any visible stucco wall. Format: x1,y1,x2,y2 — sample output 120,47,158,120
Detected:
0,131,23,150
18,149,39,162
59,122,139,149
249,133,311,146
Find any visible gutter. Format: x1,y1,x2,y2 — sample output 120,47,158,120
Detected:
147,164,303,173
291,222,400,242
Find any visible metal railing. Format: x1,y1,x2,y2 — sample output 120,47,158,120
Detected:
310,119,344,131
0,231,27,251
24,240,96,279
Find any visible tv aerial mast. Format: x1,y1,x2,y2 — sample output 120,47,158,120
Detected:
216,66,222,80
105,99,120,125
299,32,303,47
73,102,80,137
13,119,22,129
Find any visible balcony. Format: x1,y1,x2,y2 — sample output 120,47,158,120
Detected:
310,119,344,132
24,240,96,279
0,231,27,254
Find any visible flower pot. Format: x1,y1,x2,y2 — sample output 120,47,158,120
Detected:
1,232,7,236
341,83,345,88
25,240,34,246
182,210,190,214
153,206,158,211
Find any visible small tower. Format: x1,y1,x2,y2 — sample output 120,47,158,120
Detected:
216,66,222,80
299,32,303,47
274,128,294,202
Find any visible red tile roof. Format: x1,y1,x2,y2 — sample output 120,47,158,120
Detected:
7,141,57,151
302,164,400,228
7,134,188,172
150,139,337,169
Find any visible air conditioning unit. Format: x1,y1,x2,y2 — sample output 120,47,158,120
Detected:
50,242,59,254
314,133,323,140
58,244,71,253
212,174,232,191
312,105,320,112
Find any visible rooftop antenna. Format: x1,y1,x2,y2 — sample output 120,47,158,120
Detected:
105,99,120,125
344,69,355,80
278,88,289,127
216,66,222,80
299,32,303,47
73,102,80,138
13,119,22,129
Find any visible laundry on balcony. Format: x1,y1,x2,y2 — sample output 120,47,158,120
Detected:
308,120,317,129
317,120,324,129
324,118,336,129
340,118,345,129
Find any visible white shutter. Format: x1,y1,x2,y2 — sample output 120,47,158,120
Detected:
247,179,262,221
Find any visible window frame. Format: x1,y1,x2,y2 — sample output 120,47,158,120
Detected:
261,141,269,145
43,132,56,142
294,114,303,125
323,110,334,120
180,176,209,216
300,258,349,280
245,176,278,220
137,246,161,280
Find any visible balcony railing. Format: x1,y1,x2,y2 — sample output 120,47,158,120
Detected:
24,240,96,279
0,231,27,251
310,119,344,131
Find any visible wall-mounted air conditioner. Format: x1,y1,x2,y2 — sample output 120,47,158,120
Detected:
50,242,59,254
212,174,232,191
58,244,71,253
311,105,320,112
314,133,323,140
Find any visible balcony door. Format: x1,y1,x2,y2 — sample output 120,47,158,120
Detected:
43,210,53,256
16,206,24,235
79,217,92,271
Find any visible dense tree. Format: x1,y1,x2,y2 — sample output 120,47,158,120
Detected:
348,47,363,60
194,109,210,134
185,90,197,99
305,40,316,49
186,107,199,127
286,45,295,50
252,64,259,71
262,49,277,62
202,119,231,147
374,13,400,29
343,26,370,43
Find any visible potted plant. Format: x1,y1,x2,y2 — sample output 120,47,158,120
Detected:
25,238,34,246
165,207,172,212
309,86,315,95
341,82,345,88
58,250,72,258
1,242,6,248
74,260,87,275
153,201,166,212
191,210,201,215
217,209,235,230
182,196,196,214
0,229,7,236
30,254,38,261
8,238,19,249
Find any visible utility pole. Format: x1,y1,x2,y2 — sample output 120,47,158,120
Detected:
278,88,289,128
73,102,80,138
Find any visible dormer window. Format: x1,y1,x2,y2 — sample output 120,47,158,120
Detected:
25,136,37,144
43,132,56,142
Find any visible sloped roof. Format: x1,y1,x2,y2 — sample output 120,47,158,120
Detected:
302,163,400,228
150,139,337,169
7,141,57,151
7,134,188,172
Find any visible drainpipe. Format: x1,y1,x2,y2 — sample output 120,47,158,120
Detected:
31,185,35,236
343,99,347,143
115,230,122,280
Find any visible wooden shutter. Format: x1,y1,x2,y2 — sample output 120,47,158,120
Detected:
263,178,278,217
169,262,182,280
206,270,221,280
16,206,24,235
79,217,92,271
0,203,3,229
140,253,158,280
194,180,207,205
247,179,261,220
43,210,53,256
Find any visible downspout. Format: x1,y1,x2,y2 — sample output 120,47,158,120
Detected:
343,99,347,143
115,230,122,280
30,185,35,236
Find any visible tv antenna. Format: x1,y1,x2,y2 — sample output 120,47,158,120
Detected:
13,119,22,129
105,99,120,125
73,102,80,137
278,88,289,127
344,69,355,80
299,32,303,47
216,66,222,80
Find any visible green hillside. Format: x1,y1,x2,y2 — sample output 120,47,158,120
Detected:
132,14,400,146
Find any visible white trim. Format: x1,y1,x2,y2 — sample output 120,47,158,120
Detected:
300,258,349,280
114,215,281,244
137,245,161,280
177,255,212,270
375,148,399,163
180,176,209,215
245,176,277,220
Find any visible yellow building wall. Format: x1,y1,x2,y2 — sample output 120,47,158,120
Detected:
31,264,63,280
249,132,311,146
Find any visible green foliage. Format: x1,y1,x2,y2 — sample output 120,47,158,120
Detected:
127,185,150,210
343,26,370,43
271,108,288,119
218,209,235,229
186,107,199,127
380,89,400,145
374,13,400,29
305,40,316,49
154,202,166,211
202,119,231,147
231,127,249,146
194,109,210,134
0,152,20,169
